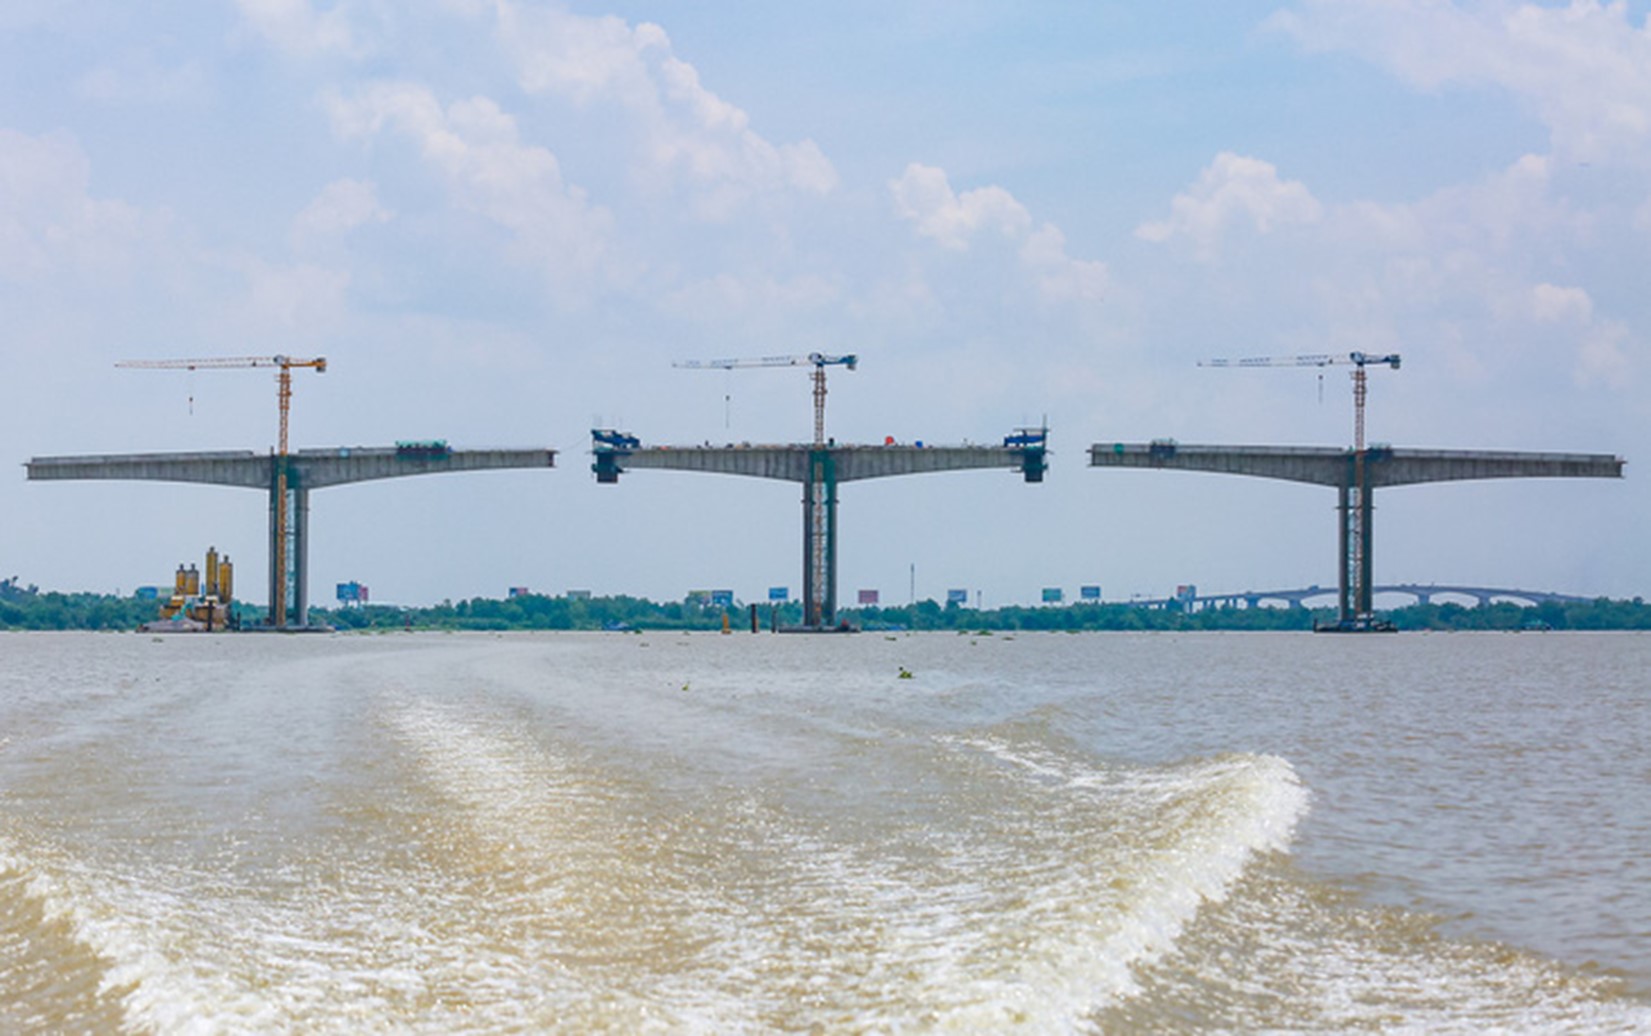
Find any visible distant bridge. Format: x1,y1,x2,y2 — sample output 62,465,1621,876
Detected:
1127,584,1596,612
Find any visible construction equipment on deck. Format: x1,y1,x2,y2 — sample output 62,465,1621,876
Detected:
116,355,327,627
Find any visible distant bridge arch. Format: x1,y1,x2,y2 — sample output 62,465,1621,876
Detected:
1133,584,1593,611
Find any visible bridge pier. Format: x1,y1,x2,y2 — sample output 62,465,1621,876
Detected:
800,451,841,627
27,446,556,629
1090,442,1623,631
593,435,1047,630
1337,472,1377,627
267,482,311,628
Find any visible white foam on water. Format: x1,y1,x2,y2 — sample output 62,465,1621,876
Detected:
374,692,1314,1031
3,697,688,1035
1109,860,1651,1034
22,666,1634,1034
885,736,1313,1027
380,693,766,1033
3,825,670,1034
1,833,283,1034
375,689,1327,1031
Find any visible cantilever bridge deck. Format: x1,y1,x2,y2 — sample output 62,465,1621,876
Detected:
26,445,557,628
604,442,1036,483
1089,440,1625,630
26,446,557,489
1088,442,1623,486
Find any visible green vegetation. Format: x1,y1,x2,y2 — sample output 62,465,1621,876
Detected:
0,578,161,631
5,577,1650,632
315,593,746,632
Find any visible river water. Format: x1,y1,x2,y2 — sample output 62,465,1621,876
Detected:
0,630,1646,1033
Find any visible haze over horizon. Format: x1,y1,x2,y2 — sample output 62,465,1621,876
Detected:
3,1,1646,609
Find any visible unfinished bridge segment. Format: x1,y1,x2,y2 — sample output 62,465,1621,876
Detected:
1088,442,1624,631
594,435,1047,629
26,444,556,628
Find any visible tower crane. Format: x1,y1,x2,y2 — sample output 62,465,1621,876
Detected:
674,353,857,447
117,355,327,628
675,352,857,627
1198,351,1400,452
1199,350,1401,630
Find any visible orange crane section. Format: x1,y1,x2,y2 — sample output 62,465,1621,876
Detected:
116,355,328,456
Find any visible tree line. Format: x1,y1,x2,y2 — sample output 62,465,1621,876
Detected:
4,577,1650,632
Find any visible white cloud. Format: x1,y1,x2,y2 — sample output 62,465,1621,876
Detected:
890,164,1031,250
1516,284,1637,388
0,128,155,278
234,0,364,58
291,178,391,246
889,163,1106,303
1327,155,1574,280
1019,223,1108,303
1272,0,1651,167
499,5,666,106
1531,282,1593,323
1131,145,1639,404
232,257,352,331
325,82,613,288
77,53,203,104
660,272,842,326
491,1,837,213
1575,319,1633,387
1136,152,1322,260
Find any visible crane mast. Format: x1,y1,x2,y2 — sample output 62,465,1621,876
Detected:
1200,350,1401,629
117,354,327,628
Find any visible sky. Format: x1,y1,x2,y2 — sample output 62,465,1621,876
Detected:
3,0,1648,609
